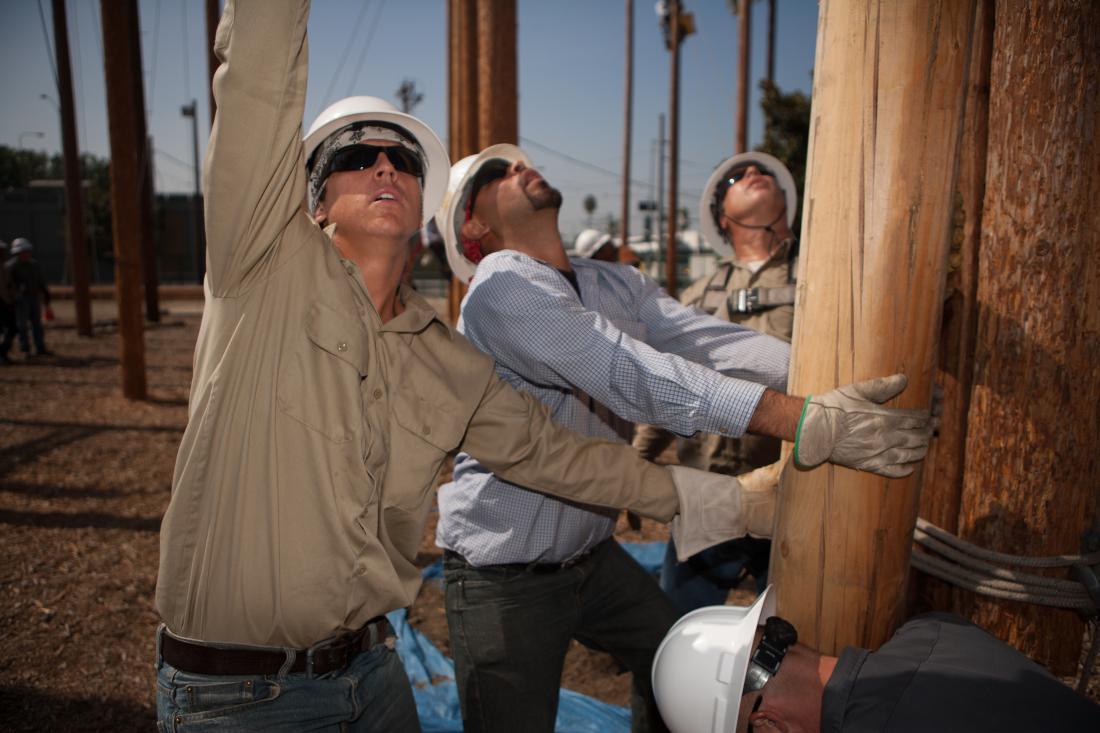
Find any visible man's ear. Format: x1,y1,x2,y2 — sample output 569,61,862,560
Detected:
313,198,328,227
460,216,490,243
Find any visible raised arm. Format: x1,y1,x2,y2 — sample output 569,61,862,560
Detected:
204,0,314,295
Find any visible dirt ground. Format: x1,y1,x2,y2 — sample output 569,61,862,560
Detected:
2,302,1097,731
0,303,684,731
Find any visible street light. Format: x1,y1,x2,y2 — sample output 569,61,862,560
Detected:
40,93,59,111
19,131,45,148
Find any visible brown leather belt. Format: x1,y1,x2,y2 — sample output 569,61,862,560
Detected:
159,617,392,677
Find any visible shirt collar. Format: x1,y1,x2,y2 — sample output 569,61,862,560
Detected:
820,646,870,733
723,237,796,270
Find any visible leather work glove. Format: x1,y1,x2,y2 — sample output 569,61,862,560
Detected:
666,461,783,561
794,373,932,478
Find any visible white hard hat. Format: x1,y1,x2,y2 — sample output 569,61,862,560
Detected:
699,152,798,257
574,229,614,259
10,237,34,255
303,96,449,226
436,143,533,284
652,586,776,733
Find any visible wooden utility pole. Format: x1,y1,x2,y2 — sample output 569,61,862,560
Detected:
665,0,682,298
953,0,1100,674
475,0,517,149
100,0,147,399
766,0,775,85
620,0,634,258
206,0,219,127
768,0,976,653
735,0,751,153
51,0,92,337
446,0,480,323
141,136,159,322
912,0,994,609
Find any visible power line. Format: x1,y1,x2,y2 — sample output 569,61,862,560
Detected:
520,136,650,189
147,0,163,119
181,0,191,101
346,0,387,98
155,147,194,171
37,0,59,89
72,0,88,146
322,0,372,106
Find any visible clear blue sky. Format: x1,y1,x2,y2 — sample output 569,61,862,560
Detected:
2,0,818,241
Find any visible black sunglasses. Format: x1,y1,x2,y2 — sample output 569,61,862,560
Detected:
326,144,424,180
468,159,511,209
720,162,775,193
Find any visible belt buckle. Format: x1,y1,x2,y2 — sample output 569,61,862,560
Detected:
306,634,350,677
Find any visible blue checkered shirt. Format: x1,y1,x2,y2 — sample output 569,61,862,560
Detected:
436,251,790,565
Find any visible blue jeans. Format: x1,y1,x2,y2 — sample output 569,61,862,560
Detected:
444,539,676,733
155,629,421,732
15,294,46,354
660,536,770,616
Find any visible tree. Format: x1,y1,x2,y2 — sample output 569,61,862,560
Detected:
395,79,424,115
583,194,597,225
755,79,811,234
0,145,113,262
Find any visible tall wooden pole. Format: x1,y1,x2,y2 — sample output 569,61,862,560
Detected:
664,0,681,298
769,0,976,653
912,0,993,610
620,0,634,256
100,0,147,399
446,0,480,324
955,0,1100,674
141,135,159,323
766,0,775,85
206,0,219,127
475,0,517,149
51,0,92,337
735,0,751,153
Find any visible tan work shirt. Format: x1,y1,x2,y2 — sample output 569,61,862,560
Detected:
156,0,679,649
634,242,795,475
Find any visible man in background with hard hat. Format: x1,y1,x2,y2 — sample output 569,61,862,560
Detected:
574,228,620,262
0,240,17,364
651,587,1100,732
5,237,53,358
634,152,800,615
155,3,786,730
434,144,932,732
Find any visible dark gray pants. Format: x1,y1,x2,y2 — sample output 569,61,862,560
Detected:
443,539,676,733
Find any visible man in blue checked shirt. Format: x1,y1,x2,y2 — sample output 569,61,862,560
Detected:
432,144,933,733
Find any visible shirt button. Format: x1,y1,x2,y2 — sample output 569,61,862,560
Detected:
423,426,432,436
373,388,383,400
354,565,367,577
337,341,349,352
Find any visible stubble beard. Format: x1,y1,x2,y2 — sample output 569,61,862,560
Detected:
525,180,564,212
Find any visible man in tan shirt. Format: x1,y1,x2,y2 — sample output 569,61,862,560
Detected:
154,2,813,730
634,152,801,614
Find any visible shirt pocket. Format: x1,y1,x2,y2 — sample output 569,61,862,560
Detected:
276,299,369,444
387,384,468,510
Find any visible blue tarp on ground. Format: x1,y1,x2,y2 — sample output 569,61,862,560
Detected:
387,541,667,733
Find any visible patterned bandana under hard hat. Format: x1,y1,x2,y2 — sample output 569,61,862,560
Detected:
306,123,427,216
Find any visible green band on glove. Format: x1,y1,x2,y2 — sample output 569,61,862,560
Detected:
793,394,812,466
